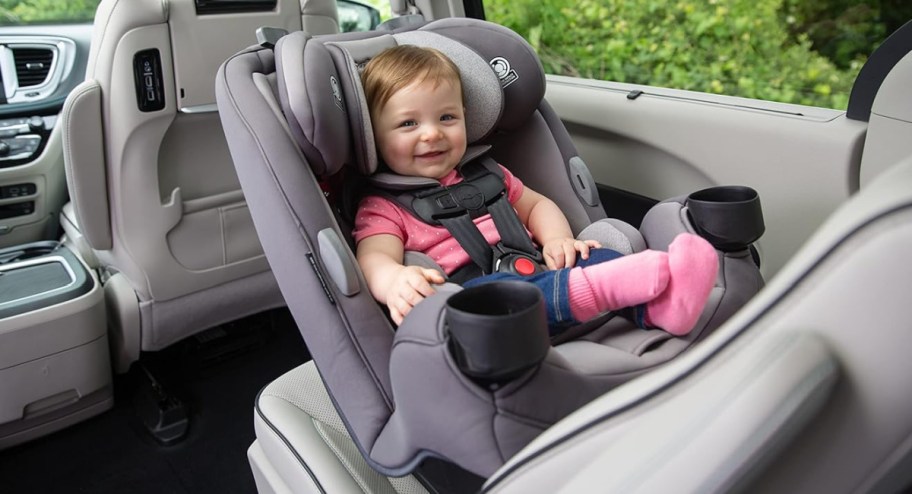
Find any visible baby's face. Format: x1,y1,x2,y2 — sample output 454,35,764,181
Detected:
373,78,466,180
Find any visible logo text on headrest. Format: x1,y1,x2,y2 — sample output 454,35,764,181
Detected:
330,75,344,112
490,57,518,89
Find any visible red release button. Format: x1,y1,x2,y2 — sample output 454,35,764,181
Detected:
513,257,536,276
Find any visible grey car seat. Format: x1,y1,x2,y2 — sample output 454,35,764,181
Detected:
245,151,912,493
216,17,764,479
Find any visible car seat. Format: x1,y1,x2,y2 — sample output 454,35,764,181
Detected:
58,0,342,371
215,17,764,478
243,151,912,493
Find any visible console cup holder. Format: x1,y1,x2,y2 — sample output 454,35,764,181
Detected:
445,281,550,384
686,186,765,251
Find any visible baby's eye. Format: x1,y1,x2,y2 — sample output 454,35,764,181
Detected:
398,120,417,128
441,114,456,122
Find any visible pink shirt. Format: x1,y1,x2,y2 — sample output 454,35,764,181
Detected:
353,165,528,275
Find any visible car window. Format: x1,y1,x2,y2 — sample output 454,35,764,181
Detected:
1,0,390,31
0,0,100,25
484,0,911,110
338,0,386,32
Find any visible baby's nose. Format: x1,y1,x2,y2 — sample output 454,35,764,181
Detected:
421,124,443,141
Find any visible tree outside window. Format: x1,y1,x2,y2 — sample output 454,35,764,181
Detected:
0,0,100,25
485,0,912,109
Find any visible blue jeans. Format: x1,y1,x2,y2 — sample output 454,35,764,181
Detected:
463,248,646,335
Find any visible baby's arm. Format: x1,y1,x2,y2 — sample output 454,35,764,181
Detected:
513,185,601,269
356,234,445,325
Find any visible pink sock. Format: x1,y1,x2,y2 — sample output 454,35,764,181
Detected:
645,233,719,336
569,250,670,322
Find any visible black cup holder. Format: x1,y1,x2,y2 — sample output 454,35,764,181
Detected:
446,281,550,384
686,186,765,252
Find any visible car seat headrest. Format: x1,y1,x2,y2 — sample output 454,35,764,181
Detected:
417,18,546,133
275,18,546,177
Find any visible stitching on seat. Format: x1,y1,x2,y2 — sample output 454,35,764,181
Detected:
254,389,327,494
312,418,390,494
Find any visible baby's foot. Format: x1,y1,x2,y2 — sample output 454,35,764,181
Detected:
645,233,718,336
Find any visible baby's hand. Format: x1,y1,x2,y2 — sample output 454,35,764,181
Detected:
387,266,446,325
542,238,602,270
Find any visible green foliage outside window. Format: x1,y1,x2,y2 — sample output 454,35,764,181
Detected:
2,0,907,110
0,0,100,25
359,0,393,22
485,0,907,109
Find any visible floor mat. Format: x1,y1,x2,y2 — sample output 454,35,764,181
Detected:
0,308,309,494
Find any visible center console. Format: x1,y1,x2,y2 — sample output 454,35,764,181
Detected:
0,240,112,449
0,114,65,249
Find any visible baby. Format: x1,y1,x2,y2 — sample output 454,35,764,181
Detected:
353,45,718,335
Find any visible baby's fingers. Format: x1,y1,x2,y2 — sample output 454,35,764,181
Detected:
406,273,438,298
576,240,592,260
389,305,405,325
389,291,420,324
399,285,426,306
543,249,563,270
560,242,579,268
421,268,446,285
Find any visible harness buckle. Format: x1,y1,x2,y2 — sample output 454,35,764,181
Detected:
492,243,544,276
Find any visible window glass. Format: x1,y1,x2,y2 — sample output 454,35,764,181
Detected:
338,0,386,32
485,0,911,110
0,0,101,26
347,0,392,31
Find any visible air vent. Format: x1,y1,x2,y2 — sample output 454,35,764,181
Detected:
13,47,54,87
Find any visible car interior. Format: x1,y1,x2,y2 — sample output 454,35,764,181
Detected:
1,0,911,492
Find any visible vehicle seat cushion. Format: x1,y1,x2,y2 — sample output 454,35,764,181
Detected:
299,0,340,35
256,361,428,493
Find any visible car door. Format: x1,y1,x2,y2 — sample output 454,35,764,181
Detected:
0,5,95,249
542,75,865,279
474,0,910,279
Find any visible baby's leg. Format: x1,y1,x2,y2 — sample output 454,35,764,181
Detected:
568,249,670,322
644,233,718,335
466,270,578,331
468,255,669,331
469,234,716,335
568,234,717,336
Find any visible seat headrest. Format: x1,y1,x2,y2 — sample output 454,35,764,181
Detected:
274,18,545,177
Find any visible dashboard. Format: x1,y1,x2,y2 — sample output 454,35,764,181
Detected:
0,24,92,248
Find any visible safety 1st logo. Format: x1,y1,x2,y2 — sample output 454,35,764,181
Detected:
490,57,518,89
330,75,344,111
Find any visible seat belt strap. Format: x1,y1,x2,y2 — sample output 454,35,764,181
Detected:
488,197,542,261
368,154,542,272
466,157,543,262
438,215,494,273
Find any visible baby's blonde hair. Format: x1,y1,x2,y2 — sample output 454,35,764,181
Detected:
361,45,463,120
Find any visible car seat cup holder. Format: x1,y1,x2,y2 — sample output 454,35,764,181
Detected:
685,186,766,251
445,281,550,386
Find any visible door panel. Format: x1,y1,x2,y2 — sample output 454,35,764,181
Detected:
546,76,867,278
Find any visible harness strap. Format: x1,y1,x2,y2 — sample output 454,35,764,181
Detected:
488,196,542,261
463,157,543,265
369,153,542,274
438,215,494,272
